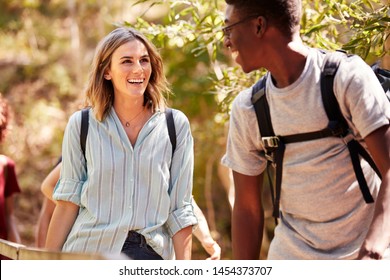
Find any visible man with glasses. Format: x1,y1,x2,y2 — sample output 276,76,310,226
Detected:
221,0,390,260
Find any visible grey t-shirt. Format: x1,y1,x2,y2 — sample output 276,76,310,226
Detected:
221,48,390,259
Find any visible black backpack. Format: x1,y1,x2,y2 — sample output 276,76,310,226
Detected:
80,108,176,160
251,50,389,223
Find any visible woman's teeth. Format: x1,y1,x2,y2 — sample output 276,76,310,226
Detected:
127,79,143,84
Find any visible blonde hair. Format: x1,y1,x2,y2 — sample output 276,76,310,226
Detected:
84,27,171,121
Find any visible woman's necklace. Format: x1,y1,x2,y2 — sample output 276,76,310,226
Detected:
116,106,145,127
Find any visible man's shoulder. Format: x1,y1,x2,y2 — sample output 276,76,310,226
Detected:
232,86,255,109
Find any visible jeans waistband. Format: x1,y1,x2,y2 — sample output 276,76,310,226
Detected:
127,230,145,244
122,231,162,260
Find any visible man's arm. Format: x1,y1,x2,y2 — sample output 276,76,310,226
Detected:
359,124,390,259
232,171,264,259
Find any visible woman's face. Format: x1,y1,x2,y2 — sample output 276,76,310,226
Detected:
105,39,152,100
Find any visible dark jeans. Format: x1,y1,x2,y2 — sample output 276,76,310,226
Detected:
121,231,163,260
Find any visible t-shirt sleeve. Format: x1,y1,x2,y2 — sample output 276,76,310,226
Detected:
221,88,267,176
334,55,390,139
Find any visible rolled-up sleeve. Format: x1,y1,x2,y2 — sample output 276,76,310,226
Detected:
166,203,197,236
165,111,198,236
53,110,87,206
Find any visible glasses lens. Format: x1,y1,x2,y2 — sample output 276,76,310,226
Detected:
222,15,259,38
222,27,230,37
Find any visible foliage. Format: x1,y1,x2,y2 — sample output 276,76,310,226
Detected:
301,0,390,62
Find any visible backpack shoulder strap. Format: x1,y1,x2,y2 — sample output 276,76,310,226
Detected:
371,62,390,100
165,108,176,155
251,75,280,223
251,74,275,138
165,108,177,196
80,108,89,160
321,50,378,203
79,107,176,163
320,50,350,133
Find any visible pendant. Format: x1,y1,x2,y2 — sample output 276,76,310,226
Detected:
125,122,130,127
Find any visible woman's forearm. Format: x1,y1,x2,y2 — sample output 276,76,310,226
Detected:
172,226,193,260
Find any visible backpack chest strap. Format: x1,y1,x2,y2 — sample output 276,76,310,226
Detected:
262,120,348,156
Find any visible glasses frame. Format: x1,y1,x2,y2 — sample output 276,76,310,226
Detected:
222,15,260,38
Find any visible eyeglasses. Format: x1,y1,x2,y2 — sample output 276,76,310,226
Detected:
222,15,260,38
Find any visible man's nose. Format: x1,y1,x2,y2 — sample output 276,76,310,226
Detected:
224,37,231,49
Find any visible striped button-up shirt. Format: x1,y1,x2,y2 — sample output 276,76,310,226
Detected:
53,107,197,259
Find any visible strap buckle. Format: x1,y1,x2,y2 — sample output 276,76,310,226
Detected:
328,121,347,137
262,136,280,164
342,132,354,145
331,126,345,137
262,136,280,149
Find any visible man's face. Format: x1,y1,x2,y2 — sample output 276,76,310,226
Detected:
223,5,261,73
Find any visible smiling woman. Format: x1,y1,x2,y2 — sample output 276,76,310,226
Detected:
103,39,153,138
45,27,198,260
105,40,152,101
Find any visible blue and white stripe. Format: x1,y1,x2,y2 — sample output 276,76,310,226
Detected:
53,107,197,259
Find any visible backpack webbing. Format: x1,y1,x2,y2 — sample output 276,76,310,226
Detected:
165,108,176,155
80,107,177,159
80,108,89,161
252,50,384,221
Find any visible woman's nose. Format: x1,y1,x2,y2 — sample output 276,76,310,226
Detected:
132,62,143,73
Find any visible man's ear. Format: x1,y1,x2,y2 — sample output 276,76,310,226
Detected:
256,16,267,35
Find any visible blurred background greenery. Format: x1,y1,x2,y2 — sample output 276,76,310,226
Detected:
0,0,388,259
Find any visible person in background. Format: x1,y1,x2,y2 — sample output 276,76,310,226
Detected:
45,27,197,260
38,160,221,259
221,0,390,259
192,199,221,260
35,196,55,248
0,94,21,259
35,159,60,248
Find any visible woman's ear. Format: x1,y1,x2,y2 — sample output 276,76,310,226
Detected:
104,74,111,80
